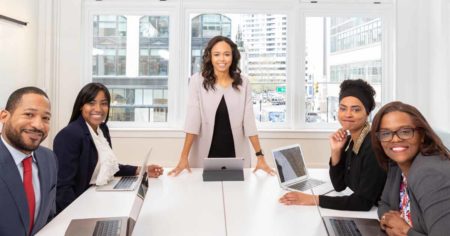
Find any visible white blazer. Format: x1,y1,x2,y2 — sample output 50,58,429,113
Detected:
184,73,258,167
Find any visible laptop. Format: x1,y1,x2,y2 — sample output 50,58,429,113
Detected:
96,148,151,191
65,172,149,236
310,187,386,236
203,157,244,170
272,144,333,195
321,216,386,236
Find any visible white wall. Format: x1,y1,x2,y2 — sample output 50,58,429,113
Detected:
110,131,331,168
0,0,38,108
396,0,450,131
0,0,39,134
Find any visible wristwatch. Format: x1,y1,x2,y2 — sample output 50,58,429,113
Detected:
255,149,264,157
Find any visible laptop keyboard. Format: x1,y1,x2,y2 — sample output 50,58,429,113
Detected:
93,220,121,236
114,176,138,189
330,219,362,236
290,178,325,191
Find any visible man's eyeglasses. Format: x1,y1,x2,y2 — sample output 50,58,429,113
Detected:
376,127,421,142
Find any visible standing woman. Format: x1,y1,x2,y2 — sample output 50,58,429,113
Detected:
168,35,274,176
54,83,163,213
280,79,387,211
372,101,450,236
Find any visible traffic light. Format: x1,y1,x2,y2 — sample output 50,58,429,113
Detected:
314,81,319,94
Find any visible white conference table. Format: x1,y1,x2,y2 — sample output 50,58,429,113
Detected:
37,168,378,236
221,169,327,236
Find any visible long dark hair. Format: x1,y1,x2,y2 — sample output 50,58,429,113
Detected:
69,82,111,124
201,35,242,91
371,101,450,170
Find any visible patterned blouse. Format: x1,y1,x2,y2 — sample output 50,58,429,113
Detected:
399,173,412,226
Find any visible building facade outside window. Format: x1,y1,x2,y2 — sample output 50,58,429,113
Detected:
92,15,170,123
190,13,288,124
305,16,383,124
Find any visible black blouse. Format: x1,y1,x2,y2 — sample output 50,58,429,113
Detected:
208,96,236,158
319,133,387,211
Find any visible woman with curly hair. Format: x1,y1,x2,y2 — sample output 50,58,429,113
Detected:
169,35,275,176
279,79,387,211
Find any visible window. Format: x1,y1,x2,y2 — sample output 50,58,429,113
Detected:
189,13,288,124
304,16,383,124
93,16,127,76
92,15,170,124
85,1,392,130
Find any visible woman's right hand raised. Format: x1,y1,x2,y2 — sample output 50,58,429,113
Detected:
168,156,191,176
329,129,349,165
329,128,349,152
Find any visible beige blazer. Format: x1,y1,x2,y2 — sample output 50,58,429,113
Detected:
184,73,258,167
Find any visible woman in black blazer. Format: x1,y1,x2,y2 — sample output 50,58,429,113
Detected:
54,83,163,213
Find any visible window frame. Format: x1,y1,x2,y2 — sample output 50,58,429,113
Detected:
297,2,395,130
182,2,296,130
83,1,181,128
81,0,394,132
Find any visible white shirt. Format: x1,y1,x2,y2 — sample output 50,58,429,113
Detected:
86,123,119,185
1,135,41,220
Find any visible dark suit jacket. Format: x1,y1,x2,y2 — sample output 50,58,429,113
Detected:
0,139,57,236
378,154,450,236
53,116,137,213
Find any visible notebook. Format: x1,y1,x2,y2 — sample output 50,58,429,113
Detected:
272,144,333,195
65,172,149,236
96,148,151,191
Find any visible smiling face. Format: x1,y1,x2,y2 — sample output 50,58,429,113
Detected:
379,111,423,168
81,90,109,130
210,41,233,74
0,93,51,154
338,96,368,133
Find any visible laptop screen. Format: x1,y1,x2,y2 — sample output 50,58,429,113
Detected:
130,172,148,221
273,145,307,183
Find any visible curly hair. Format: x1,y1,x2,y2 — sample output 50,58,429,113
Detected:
370,101,450,170
201,35,242,91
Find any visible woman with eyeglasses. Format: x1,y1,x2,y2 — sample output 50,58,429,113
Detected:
371,101,450,236
280,79,387,211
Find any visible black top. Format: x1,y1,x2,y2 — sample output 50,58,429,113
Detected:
319,133,387,211
208,96,236,158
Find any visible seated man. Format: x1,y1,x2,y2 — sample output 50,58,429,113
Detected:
0,87,58,236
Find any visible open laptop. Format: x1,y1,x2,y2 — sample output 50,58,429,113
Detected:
310,188,386,236
65,172,149,236
203,157,244,170
272,144,333,195
96,148,151,191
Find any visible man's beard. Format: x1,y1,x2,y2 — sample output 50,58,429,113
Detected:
3,125,46,152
